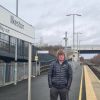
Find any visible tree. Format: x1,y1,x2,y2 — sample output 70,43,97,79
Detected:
90,54,100,65
80,56,84,62
39,45,64,56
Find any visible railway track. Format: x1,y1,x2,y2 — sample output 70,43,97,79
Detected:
87,64,100,80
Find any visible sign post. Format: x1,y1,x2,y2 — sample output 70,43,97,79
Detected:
35,52,38,76
28,43,32,100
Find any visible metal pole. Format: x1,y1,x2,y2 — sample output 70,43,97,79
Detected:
77,33,83,61
77,32,79,61
39,62,40,75
77,33,78,51
79,40,81,63
65,32,67,51
72,15,75,61
71,15,75,61
79,40,81,58
64,32,68,58
28,43,32,100
36,51,37,76
14,38,18,85
14,0,18,85
16,0,18,16
66,14,81,61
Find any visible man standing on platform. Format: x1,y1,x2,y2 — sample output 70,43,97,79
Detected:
48,49,73,100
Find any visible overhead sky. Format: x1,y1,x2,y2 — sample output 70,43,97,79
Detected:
0,0,100,47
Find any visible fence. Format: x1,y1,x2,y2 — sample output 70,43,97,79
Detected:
0,62,41,87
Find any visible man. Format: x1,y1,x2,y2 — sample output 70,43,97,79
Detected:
48,49,73,100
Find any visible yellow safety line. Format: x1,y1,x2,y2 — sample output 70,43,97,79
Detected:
78,66,83,100
84,65,97,100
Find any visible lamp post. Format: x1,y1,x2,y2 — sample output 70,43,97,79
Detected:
16,0,18,16
76,33,83,51
79,40,81,61
66,14,81,61
76,32,83,60
64,32,68,58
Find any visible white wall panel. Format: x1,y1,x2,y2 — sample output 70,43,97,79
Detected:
0,5,34,43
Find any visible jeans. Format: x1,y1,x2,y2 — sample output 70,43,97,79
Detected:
50,87,69,100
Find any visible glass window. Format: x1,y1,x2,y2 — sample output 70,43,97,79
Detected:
10,37,16,45
0,32,9,43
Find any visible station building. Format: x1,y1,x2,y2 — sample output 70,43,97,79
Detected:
0,5,34,63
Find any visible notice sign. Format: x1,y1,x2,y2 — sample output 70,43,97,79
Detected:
37,50,49,54
35,56,38,61
0,5,34,43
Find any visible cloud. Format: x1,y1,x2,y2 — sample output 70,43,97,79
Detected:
0,0,100,46
0,0,16,14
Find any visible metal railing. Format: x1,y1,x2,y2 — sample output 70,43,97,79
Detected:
0,62,40,87
0,60,52,87
40,65,49,73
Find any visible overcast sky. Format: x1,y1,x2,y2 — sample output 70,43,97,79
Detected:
0,0,100,47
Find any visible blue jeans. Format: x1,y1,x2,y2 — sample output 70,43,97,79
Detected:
50,87,69,100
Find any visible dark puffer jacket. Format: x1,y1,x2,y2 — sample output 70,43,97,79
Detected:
48,60,73,90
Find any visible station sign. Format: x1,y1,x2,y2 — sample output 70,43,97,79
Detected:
0,5,34,43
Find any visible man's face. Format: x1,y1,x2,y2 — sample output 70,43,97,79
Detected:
58,54,65,62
